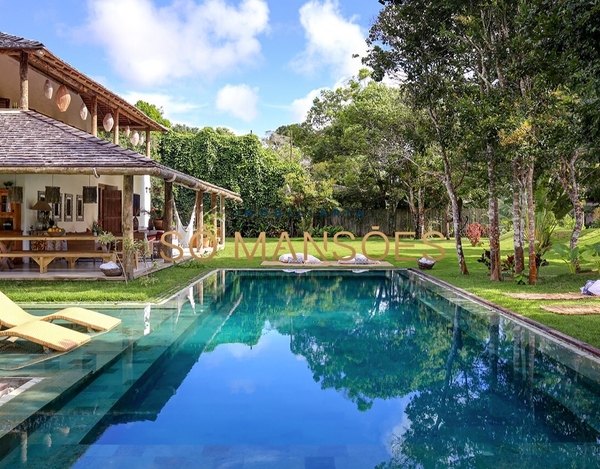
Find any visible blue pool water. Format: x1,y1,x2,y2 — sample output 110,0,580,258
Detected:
1,270,600,468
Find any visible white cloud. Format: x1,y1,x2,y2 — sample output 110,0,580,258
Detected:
215,84,259,121
291,0,366,79
290,87,324,123
120,91,202,119
83,0,269,86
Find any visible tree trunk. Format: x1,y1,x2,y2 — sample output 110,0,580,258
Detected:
558,151,583,272
487,146,502,281
443,304,462,400
448,187,469,274
406,188,419,237
512,160,525,274
417,187,425,239
427,108,467,274
570,200,584,272
526,164,537,284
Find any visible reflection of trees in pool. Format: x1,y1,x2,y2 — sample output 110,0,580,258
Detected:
379,350,600,469
211,272,600,467
371,303,600,468
282,279,456,411
211,272,391,350
213,272,459,410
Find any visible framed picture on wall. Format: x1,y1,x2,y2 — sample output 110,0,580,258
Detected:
64,194,73,222
53,193,62,222
36,191,46,223
76,195,84,222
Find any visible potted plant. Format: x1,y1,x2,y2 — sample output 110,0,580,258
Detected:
202,212,217,248
91,219,102,236
97,231,122,276
97,231,116,253
151,207,164,230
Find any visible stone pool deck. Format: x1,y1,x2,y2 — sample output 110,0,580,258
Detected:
0,277,218,465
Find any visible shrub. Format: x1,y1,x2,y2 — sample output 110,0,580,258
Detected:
312,225,354,237
553,243,585,274
477,249,491,269
466,222,485,246
558,214,575,230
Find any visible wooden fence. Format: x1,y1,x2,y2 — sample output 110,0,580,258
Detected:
228,207,488,237
320,207,488,236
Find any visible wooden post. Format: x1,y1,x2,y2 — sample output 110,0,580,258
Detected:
113,108,120,145
220,195,225,248
145,129,151,157
211,192,217,244
123,175,134,279
195,190,204,250
19,52,28,110
91,96,98,137
163,180,174,262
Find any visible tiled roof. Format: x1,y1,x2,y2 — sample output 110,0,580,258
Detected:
0,32,44,50
0,110,155,169
0,110,242,201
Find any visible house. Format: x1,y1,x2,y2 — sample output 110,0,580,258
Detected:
0,31,241,279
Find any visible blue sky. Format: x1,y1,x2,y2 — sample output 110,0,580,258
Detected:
1,0,383,137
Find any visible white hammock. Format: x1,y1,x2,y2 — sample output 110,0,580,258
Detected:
174,204,196,248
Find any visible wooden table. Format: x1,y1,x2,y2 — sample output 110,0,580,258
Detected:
0,235,118,273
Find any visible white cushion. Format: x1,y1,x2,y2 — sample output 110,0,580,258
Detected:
587,280,600,296
279,253,321,263
279,253,303,263
338,253,380,264
304,254,322,263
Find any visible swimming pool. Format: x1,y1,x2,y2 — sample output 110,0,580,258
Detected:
0,269,599,468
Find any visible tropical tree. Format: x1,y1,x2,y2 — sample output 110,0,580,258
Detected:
365,1,476,274
301,73,445,236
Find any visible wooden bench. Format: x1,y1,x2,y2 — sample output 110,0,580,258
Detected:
0,251,116,274
65,235,103,264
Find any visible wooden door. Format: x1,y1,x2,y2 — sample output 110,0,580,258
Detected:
101,189,122,235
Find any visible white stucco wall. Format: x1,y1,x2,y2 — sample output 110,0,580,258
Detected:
0,55,91,132
0,55,156,232
20,174,147,233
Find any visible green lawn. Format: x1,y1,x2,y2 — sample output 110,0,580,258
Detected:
2,229,600,348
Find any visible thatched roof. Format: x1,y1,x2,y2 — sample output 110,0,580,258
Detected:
0,110,242,201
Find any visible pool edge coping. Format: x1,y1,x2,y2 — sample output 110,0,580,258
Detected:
409,268,600,361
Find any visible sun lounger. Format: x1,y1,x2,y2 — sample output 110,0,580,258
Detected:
0,320,91,352
0,291,121,332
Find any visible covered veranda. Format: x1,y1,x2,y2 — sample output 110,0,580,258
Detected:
0,109,242,280
0,31,241,280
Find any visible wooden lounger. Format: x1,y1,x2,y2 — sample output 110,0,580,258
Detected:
0,291,121,332
0,321,91,352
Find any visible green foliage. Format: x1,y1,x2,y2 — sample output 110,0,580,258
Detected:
552,243,585,274
311,225,354,237
279,171,339,233
558,214,576,230
298,72,448,231
534,208,557,256
135,101,171,128
584,243,600,273
97,231,116,249
159,127,302,235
